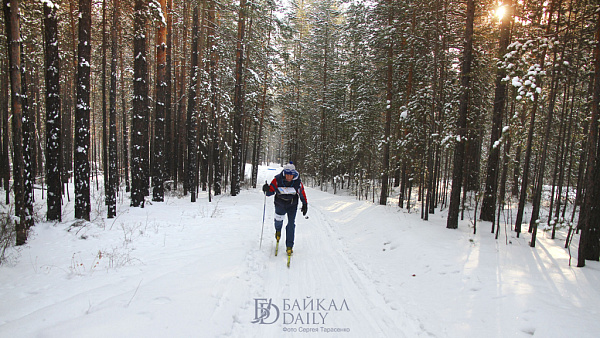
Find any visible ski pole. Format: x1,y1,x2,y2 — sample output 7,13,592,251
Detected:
259,181,267,249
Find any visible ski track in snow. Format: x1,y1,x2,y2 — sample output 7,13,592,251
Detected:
224,188,428,337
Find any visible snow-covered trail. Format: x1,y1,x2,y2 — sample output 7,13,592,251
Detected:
231,187,424,337
2,165,600,338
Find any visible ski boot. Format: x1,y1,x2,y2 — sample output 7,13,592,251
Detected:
275,231,281,256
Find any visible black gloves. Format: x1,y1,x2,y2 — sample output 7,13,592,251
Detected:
262,183,270,193
301,203,308,216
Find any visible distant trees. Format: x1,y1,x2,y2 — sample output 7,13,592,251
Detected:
276,0,600,262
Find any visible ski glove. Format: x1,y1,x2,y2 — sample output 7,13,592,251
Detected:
262,183,270,193
301,203,308,216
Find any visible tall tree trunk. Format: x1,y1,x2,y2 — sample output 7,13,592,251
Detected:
153,0,168,202
207,0,221,197
186,6,200,202
74,0,92,220
107,0,120,218
21,47,33,230
231,0,247,197
577,10,600,267
43,0,62,221
102,0,109,205
4,0,26,243
380,0,393,205
165,0,173,183
447,0,474,229
119,40,130,193
1,59,8,204
481,0,512,222
131,0,148,207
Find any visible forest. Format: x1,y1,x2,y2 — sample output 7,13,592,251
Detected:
1,0,600,268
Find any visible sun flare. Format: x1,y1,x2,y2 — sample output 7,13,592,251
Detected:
495,6,507,21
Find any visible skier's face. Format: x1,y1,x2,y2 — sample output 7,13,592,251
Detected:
285,173,293,182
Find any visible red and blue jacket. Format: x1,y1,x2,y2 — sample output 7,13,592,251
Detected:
266,171,308,207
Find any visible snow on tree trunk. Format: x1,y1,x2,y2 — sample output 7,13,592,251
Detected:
131,0,148,208
43,0,62,222
74,0,92,220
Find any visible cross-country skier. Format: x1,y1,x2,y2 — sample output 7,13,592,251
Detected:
262,162,308,256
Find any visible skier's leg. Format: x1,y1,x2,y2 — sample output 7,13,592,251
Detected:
274,204,285,240
285,205,298,249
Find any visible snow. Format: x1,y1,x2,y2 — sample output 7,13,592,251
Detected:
1,165,599,337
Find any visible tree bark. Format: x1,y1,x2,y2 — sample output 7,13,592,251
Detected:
186,6,200,202
380,0,394,205
131,0,148,207
101,0,108,206
74,0,92,220
447,0,474,229
1,59,8,204
231,0,247,197
152,0,168,202
4,0,26,243
577,10,600,267
481,0,512,222
43,0,62,221
106,0,120,218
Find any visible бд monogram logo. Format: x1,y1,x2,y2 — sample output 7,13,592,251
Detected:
251,298,280,325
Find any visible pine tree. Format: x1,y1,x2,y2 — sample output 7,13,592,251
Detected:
106,0,120,218
186,6,200,202
380,0,394,205
74,0,92,221
481,0,513,222
153,0,168,202
577,9,600,267
42,0,62,221
4,0,26,243
131,0,148,208
231,0,247,197
447,0,475,229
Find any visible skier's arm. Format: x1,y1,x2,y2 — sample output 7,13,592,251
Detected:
265,178,278,197
298,182,307,205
